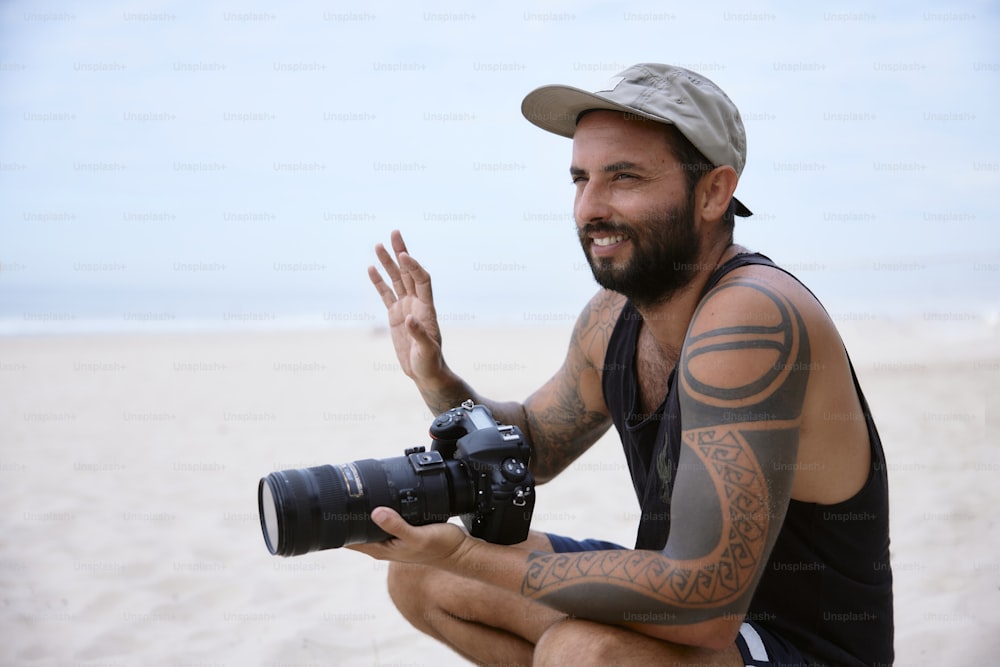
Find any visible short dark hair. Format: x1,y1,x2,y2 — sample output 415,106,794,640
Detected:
662,125,735,233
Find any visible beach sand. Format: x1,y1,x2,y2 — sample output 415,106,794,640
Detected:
1,318,997,666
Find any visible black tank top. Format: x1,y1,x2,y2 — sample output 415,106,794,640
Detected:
601,253,893,666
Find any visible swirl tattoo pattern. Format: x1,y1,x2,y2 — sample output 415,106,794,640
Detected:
523,427,767,606
521,276,809,622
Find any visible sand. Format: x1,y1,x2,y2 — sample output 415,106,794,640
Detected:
1,318,997,666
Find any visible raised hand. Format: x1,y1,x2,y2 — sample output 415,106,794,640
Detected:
368,230,448,386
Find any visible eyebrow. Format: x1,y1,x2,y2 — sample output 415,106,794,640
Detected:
569,161,641,177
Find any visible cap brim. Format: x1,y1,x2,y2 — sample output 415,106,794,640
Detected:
521,84,671,139
522,84,753,218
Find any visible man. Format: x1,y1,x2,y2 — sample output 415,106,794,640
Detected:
353,64,893,666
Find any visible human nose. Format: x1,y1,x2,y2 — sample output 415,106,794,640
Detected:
574,180,612,226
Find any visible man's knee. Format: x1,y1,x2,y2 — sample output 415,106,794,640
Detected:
534,618,738,666
386,561,478,636
386,561,434,624
534,619,622,665
387,561,564,646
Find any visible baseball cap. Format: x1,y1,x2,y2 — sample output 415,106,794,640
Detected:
521,63,752,217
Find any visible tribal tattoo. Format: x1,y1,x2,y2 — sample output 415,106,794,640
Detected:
521,277,810,623
526,292,620,480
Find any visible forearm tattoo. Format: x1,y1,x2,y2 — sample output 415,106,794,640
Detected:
527,375,606,478
521,278,810,624
528,295,617,479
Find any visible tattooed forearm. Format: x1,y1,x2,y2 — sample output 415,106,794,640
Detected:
520,277,811,624
526,352,607,481
525,293,618,481
523,426,770,616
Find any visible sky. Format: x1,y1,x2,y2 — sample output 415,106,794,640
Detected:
1,0,998,334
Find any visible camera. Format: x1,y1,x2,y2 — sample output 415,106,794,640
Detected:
258,400,535,557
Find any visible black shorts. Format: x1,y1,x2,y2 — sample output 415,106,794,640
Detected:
735,621,808,667
545,533,808,667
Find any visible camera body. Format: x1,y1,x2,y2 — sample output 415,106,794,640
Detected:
258,400,536,556
426,400,535,544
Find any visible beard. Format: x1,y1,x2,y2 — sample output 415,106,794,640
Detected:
578,196,701,308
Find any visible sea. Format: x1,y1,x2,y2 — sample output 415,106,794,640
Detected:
2,255,997,339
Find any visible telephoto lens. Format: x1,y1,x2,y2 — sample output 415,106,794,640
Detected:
258,452,473,557
258,401,535,557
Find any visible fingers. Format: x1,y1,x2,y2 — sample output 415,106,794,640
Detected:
367,264,396,308
344,507,405,559
401,252,434,303
369,231,433,304
389,229,408,257
389,231,419,294
370,506,407,537
374,242,406,298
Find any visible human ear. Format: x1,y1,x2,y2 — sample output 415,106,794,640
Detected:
696,165,739,223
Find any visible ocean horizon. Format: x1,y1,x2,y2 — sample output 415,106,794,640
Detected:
4,254,997,337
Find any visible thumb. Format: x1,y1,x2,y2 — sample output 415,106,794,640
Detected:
370,506,409,538
405,314,429,338
405,314,440,350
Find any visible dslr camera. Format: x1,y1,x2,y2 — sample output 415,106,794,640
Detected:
258,400,535,557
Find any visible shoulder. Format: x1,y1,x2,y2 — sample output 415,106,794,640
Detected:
681,258,872,503
680,262,820,425
687,260,832,349
570,289,628,371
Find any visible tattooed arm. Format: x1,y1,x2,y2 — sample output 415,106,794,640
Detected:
517,276,810,646
522,288,621,482
451,288,620,483
520,276,809,648
371,232,617,479
357,275,813,649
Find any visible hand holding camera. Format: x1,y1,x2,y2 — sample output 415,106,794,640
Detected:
258,401,536,557
349,505,472,567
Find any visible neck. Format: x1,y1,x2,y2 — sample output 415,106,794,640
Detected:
632,240,745,356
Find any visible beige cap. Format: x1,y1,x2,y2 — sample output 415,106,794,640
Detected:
521,63,752,217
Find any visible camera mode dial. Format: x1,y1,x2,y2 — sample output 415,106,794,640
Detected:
501,457,527,483
430,410,467,441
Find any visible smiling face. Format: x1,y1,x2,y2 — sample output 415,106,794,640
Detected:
571,111,702,307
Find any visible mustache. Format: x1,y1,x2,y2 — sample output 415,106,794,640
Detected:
579,221,634,238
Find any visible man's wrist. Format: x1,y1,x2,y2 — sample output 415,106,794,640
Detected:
445,533,492,581
443,531,479,572
417,368,471,413
448,536,527,595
